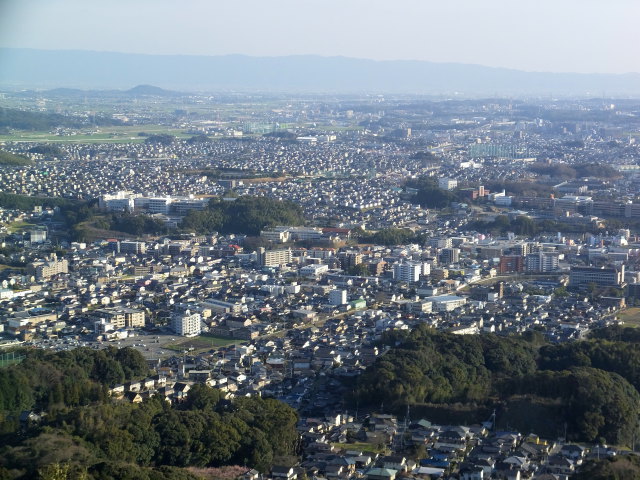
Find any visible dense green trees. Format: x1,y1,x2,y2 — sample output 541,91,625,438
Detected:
405,177,458,209
27,145,64,157
572,455,640,480
0,107,121,131
528,162,621,180
0,347,147,415
354,327,536,407
144,134,175,146
469,214,603,236
0,151,32,166
358,228,421,246
353,325,640,445
110,213,168,236
0,348,298,478
181,196,305,235
505,368,640,444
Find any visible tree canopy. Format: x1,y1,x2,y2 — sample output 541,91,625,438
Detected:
352,325,640,445
0,150,32,166
181,196,305,236
0,348,299,478
405,177,458,209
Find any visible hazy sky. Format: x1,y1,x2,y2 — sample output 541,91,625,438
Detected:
1,0,638,74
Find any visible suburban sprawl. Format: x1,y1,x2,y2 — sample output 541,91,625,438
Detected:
1,90,640,479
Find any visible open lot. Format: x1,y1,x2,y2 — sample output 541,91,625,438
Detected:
164,334,238,353
6,221,36,233
617,307,640,327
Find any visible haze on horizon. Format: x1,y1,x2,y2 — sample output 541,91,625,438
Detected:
0,0,639,75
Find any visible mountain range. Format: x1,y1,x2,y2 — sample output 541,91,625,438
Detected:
1,48,639,96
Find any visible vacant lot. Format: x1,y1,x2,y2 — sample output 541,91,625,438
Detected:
165,334,237,353
617,307,640,327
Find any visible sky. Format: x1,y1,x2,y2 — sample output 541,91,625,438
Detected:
0,0,638,74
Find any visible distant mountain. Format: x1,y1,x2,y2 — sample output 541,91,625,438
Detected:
125,84,180,96
1,48,639,95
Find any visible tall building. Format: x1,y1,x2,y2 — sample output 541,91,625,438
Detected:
439,248,460,265
27,255,69,280
569,265,624,288
172,310,202,337
329,289,348,306
393,261,423,283
29,229,47,244
429,237,452,249
119,241,147,255
257,248,293,267
498,255,524,274
338,251,363,270
525,252,559,273
92,308,145,329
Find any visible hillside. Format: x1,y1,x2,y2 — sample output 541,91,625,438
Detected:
0,150,32,166
0,347,298,478
181,196,305,236
0,106,122,131
352,326,640,445
2,48,640,95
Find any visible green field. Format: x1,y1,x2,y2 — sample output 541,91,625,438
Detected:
165,334,237,353
0,125,194,144
617,307,640,327
6,221,36,233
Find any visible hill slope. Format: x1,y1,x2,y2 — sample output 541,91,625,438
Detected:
1,48,639,95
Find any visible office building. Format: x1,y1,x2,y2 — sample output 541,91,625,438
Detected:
569,265,624,288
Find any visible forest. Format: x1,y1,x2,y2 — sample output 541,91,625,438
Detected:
0,107,121,131
352,325,640,446
468,214,605,236
527,162,621,180
180,196,305,236
0,348,298,479
0,151,32,167
405,177,458,209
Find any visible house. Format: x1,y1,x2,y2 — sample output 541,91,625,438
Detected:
412,466,444,478
173,382,191,401
123,391,143,403
125,380,142,392
503,456,529,470
559,444,586,461
109,384,125,397
241,469,260,480
19,410,43,427
381,455,407,472
546,456,575,475
366,468,397,480
142,378,155,390
460,465,484,480
152,375,167,387
271,465,297,480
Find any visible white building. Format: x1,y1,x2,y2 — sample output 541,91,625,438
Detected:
329,289,348,306
438,178,458,190
147,197,172,215
100,191,139,212
172,310,202,337
393,261,423,283
525,252,559,273
424,295,467,312
300,264,329,277
261,229,291,243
